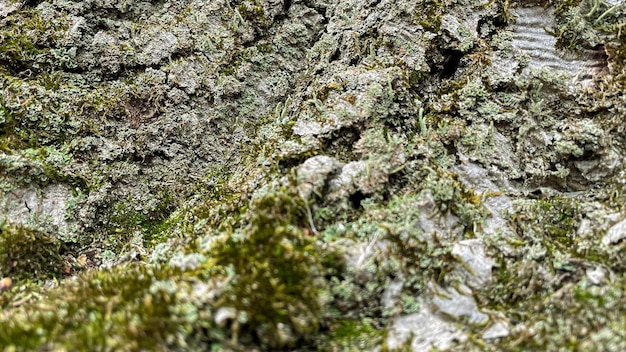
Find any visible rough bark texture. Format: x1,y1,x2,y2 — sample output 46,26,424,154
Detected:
0,0,626,350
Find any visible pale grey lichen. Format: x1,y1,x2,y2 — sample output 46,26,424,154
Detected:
386,303,468,351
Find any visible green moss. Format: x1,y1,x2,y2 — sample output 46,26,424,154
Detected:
0,8,71,73
107,192,179,251
236,1,269,31
511,197,579,257
0,190,325,350
0,279,46,311
607,15,626,79
420,166,487,226
479,191,626,350
0,76,71,148
323,318,383,351
0,102,19,147
487,275,626,351
0,222,65,281
0,0,625,350
210,186,324,348
415,0,447,33
0,264,193,351
0,18,43,71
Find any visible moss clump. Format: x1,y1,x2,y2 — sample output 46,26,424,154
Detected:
0,264,194,351
235,0,270,33
379,193,462,290
322,318,383,351
0,10,47,72
0,222,65,280
511,197,579,257
0,8,71,73
486,269,626,351
607,14,626,82
108,191,179,250
211,186,324,348
415,0,447,33
0,185,326,351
